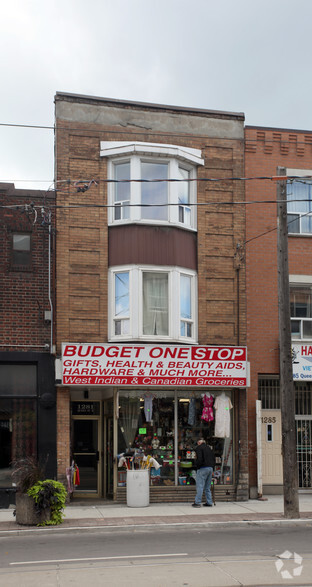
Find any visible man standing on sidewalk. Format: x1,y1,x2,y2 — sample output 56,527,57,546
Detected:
192,439,215,508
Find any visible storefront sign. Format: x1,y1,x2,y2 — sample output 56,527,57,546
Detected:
62,344,247,387
292,344,312,381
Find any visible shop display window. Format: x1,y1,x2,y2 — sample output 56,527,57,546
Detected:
0,398,37,487
178,392,233,486
117,390,233,487
118,392,175,486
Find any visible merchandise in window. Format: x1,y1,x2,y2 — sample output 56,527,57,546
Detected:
101,141,204,230
178,392,233,486
110,266,196,342
117,391,233,488
118,393,175,487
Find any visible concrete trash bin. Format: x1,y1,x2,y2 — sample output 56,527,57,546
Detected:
126,469,149,507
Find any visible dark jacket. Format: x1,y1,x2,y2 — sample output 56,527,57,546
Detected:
194,443,215,470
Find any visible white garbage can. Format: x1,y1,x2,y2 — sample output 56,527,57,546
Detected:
126,469,149,507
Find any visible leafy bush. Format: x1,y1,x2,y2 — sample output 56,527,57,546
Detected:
11,457,46,493
27,480,67,526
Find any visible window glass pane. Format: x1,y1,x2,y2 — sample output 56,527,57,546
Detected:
180,275,191,320
291,319,301,337
0,365,37,396
0,398,37,487
13,234,30,251
143,272,168,335
141,162,168,221
114,162,130,202
287,181,312,214
303,321,312,338
12,234,31,266
115,273,129,317
301,215,312,234
178,167,190,205
290,288,312,318
287,214,300,233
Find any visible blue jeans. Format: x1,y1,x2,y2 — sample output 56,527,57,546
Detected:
195,467,213,505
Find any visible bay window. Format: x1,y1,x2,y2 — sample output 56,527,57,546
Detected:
110,265,197,342
101,141,204,230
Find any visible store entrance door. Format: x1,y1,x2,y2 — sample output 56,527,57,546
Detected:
261,409,283,485
71,401,102,496
71,400,114,498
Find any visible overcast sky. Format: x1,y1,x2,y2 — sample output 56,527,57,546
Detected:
1,0,312,189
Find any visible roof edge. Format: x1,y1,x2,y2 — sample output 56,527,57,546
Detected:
55,91,245,121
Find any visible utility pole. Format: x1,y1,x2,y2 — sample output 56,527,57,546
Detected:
276,167,299,518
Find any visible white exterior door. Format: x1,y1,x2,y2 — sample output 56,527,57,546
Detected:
261,410,283,485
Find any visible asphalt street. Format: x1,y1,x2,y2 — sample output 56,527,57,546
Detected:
1,523,312,586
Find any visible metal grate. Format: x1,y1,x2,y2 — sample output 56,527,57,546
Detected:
258,376,280,409
295,384,312,415
296,419,312,488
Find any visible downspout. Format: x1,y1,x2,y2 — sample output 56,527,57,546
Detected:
48,211,53,353
236,265,241,498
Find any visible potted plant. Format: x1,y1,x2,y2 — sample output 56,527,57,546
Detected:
12,457,67,526
27,479,67,526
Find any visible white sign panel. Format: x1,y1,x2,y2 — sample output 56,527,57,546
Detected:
292,344,312,381
62,343,247,387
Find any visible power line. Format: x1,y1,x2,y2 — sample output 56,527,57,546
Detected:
1,120,312,146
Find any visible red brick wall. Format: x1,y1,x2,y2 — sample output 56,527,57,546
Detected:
0,185,55,350
245,127,312,490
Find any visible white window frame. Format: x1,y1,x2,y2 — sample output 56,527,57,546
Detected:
101,141,204,230
109,265,197,343
287,169,312,235
290,275,312,341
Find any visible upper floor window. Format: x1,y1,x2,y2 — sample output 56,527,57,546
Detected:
287,171,312,234
12,233,31,267
109,265,197,343
101,141,204,230
290,286,312,339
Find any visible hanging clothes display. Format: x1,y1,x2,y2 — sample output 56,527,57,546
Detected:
143,393,155,422
201,393,214,422
214,392,233,438
188,397,196,426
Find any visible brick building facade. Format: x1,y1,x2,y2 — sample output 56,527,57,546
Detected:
245,126,312,496
0,183,57,506
54,93,248,502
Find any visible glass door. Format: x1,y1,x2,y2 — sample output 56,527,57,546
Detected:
72,418,101,494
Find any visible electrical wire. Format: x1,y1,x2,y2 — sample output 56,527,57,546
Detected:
1,120,312,147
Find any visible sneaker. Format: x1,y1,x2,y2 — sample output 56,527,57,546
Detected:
203,503,213,507
192,503,201,508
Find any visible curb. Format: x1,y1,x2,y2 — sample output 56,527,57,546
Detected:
1,514,312,536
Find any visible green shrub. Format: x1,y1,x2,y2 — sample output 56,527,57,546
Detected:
27,479,67,526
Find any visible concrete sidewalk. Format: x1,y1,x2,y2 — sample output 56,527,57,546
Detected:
1,494,312,532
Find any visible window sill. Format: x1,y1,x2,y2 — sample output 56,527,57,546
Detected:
108,335,198,345
108,218,197,232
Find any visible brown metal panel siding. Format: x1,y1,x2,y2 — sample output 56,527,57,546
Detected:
108,225,197,270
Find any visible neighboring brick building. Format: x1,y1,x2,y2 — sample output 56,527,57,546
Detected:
54,93,248,502
0,183,56,506
245,126,312,496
